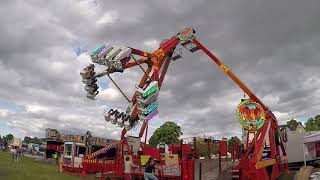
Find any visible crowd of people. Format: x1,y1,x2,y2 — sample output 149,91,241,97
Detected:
1,140,24,162
0,141,9,151
9,146,23,162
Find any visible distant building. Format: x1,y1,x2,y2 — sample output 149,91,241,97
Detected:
295,124,305,133
60,134,114,146
279,123,306,134
10,137,22,148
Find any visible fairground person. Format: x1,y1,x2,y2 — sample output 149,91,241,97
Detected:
10,147,17,162
53,152,58,165
144,157,158,180
58,153,63,173
16,147,21,162
124,156,138,180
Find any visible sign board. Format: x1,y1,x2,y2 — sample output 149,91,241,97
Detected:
140,155,150,166
46,128,59,138
236,99,266,131
126,136,141,154
164,154,178,166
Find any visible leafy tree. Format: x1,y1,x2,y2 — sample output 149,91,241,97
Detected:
315,115,320,128
228,136,241,152
305,117,318,131
303,115,320,132
23,136,42,144
5,134,13,141
286,119,303,130
194,137,218,158
148,121,182,147
24,136,32,144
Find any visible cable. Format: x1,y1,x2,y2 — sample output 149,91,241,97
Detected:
130,55,152,82
107,74,131,103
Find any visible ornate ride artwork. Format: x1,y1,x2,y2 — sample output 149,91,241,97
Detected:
236,99,266,131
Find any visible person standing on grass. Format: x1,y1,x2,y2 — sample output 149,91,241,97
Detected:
15,147,20,162
124,156,138,180
53,152,58,164
144,157,158,180
59,153,63,173
10,147,17,162
17,147,22,162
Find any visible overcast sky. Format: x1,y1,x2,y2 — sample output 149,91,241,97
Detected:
0,0,319,141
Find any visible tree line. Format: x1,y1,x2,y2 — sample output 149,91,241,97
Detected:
148,121,241,156
286,114,320,131
23,136,43,144
0,134,43,144
0,134,14,142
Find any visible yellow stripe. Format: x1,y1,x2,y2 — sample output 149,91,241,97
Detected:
219,63,230,73
255,159,276,169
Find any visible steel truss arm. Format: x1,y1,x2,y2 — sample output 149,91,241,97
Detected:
124,58,149,69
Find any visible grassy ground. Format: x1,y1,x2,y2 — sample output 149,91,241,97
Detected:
0,151,94,180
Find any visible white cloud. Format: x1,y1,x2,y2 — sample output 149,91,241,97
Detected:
191,81,206,89
273,111,291,124
98,87,121,102
96,11,118,25
78,0,99,17
143,39,159,51
0,109,9,117
25,104,49,113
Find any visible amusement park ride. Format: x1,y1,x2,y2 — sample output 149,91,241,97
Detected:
79,27,289,179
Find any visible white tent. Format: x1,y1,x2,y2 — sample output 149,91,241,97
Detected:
302,132,320,166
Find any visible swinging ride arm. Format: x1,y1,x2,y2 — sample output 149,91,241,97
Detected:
132,28,287,176
82,27,288,179
121,29,268,139
121,38,179,139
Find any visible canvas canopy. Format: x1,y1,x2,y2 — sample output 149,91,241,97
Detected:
303,132,320,144
302,132,320,166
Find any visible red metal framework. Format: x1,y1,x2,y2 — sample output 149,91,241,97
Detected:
83,27,289,179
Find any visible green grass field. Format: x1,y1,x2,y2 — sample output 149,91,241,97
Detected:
0,151,94,180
